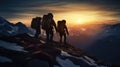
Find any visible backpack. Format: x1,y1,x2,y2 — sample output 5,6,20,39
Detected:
31,17,41,29
31,18,36,29
42,15,54,30
57,21,65,33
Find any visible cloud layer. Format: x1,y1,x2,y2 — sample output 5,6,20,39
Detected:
0,0,120,25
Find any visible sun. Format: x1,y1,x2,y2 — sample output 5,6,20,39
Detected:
55,11,99,25
76,19,85,24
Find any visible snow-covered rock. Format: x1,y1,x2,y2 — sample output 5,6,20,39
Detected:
0,40,27,52
0,17,33,36
60,50,102,67
56,57,80,67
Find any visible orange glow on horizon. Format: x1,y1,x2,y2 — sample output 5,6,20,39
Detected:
54,11,99,25
7,11,119,27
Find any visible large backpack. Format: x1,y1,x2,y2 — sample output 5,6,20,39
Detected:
31,18,37,29
31,17,41,29
42,15,54,30
57,21,65,33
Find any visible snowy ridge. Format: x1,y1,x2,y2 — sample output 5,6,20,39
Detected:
0,40,27,52
60,50,107,67
56,57,80,67
0,17,33,36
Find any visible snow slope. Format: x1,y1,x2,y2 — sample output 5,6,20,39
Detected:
0,17,33,36
87,23,120,64
0,40,27,52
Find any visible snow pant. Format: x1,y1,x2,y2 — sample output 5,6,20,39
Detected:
35,28,41,38
59,32,66,43
45,29,54,42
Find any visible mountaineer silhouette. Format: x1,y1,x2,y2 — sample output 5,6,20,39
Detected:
31,17,41,38
57,20,69,44
42,13,57,42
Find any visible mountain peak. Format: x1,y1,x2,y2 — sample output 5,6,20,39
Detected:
0,16,9,24
109,23,120,29
15,22,26,27
0,17,31,36
16,22,23,25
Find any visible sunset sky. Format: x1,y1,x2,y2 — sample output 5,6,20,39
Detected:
0,0,120,26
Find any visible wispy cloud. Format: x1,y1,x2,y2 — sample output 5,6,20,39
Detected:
0,0,119,25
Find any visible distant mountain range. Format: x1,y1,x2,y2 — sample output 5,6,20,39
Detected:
0,17,33,36
87,23,120,65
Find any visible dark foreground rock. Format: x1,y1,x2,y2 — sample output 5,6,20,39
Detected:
0,17,118,67
0,33,110,67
